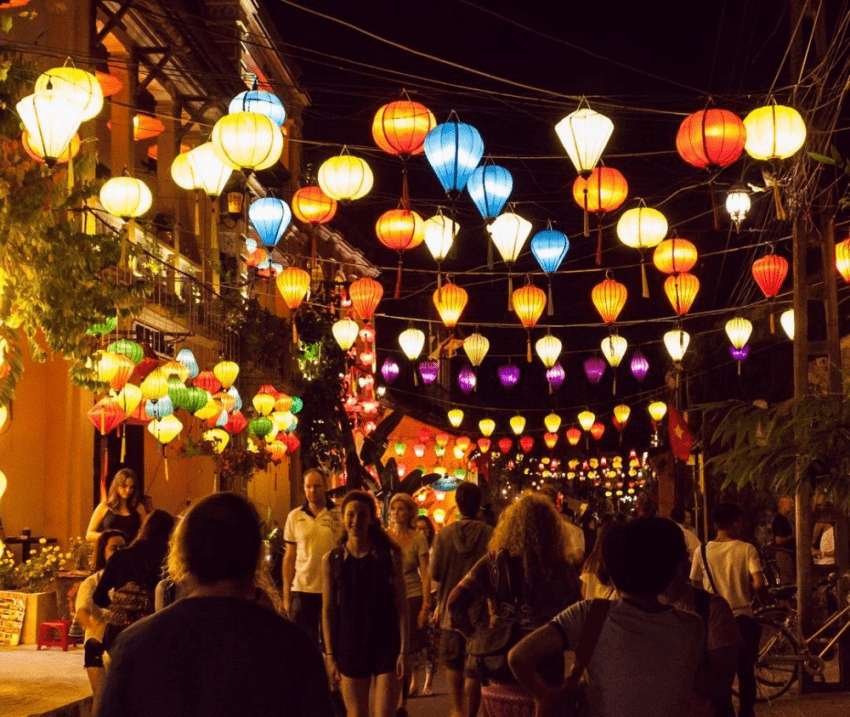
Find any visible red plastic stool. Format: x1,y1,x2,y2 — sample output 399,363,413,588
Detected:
37,619,77,651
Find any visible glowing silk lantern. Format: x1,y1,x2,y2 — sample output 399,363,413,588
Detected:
224,410,248,435
249,417,275,439
664,273,700,316
479,419,495,437
116,384,143,417
16,87,86,168
372,98,435,156
194,370,221,395
418,360,439,384
752,254,788,298
349,277,383,323
512,283,546,361
173,348,199,380
653,237,698,275
100,177,152,219
556,105,614,175
578,410,595,432
423,212,459,267
544,433,558,450
498,437,513,454
744,104,806,160
601,335,628,393
458,367,477,394
467,163,512,220
183,143,232,199
648,401,667,423
463,333,490,367
249,198,292,247
318,148,373,201
676,109,745,168
630,350,649,382
332,318,359,351
252,393,275,417
35,67,103,121
566,426,582,446
591,276,627,325
381,358,400,383
730,345,750,361
835,238,850,283
399,328,425,361
531,227,569,314
664,330,691,362
488,213,533,295
433,282,468,330
456,436,471,452
498,364,520,389
141,369,170,401
167,379,190,410
227,386,244,412
617,205,668,296
546,362,565,391
394,441,407,458
268,441,287,463
413,443,426,458
544,413,562,434
229,88,286,126
292,186,337,225
213,361,239,390
92,351,121,384
725,317,753,350
448,408,464,428
584,357,606,384
182,388,210,414
148,414,183,445
435,432,450,448
211,112,282,172
535,334,562,369
88,397,125,434
477,438,491,454
519,436,534,453
613,404,631,428
510,415,526,435
590,422,605,441
195,398,222,422
22,130,80,164
780,309,795,340
162,360,190,383
203,428,230,453
424,115,484,194
573,167,628,263
376,208,425,297
276,266,311,310
725,187,751,231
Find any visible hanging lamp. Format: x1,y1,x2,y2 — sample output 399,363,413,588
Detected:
511,281,546,361
601,334,628,394
725,187,751,232
292,185,337,225
467,161,513,221
584,356,606,384
663,329,690,362
836,238,850,283
211,111,283,172
34,66,103,121
376,208,425,297
249,197,292,248
433,281,468,331
664,273,700,316
332,318,359,351
591,273,627,325
479,418,496,437
617,203,668,297
423,112,484,195
653,237,698,275
399,327,426,361
488,211,533,304
530,225,569,315
463,333,490,367
534,333,562,369
780,309,795,340
448,408,464,428
573,167,628,264
318,146,373,201
544,412,562,434
16,86,86,168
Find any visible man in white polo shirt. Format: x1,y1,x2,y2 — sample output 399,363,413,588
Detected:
282,469,339,642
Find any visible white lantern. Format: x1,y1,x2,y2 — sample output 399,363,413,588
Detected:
780,309,795,340
487,212,532,264
600,334,628,367
398,327,425,360
744,104,807,161
16,90,86,167
555,107,614,174
725,317,752,350
34,67,103,121
617,206,668,250
171,151,199,191
463,333,490,366
423,213,459,262
100,177,152,219
534,334,562,369
725,188,751,231
332,318,360,350
188,143,233,197
211,112,283,171
663,329,690,362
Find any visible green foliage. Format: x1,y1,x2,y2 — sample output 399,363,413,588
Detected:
710,394,850,503
0,540,67,592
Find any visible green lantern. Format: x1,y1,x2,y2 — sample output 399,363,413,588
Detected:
290,396,303,414
108,339,144,365
87,316,117,335
181,387,211,413
167,379,190,410
249,416,275,438
394,441,407,457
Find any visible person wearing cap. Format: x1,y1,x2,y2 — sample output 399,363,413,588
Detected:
388,492,431,715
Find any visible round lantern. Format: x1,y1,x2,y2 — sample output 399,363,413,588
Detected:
268,440,287,463
433,282,468,329
22,130,80,164
725,317,753,350
423,115,484,194
488,212,533,266
458,367,476,394
276,266,311,310
35,67,103,121
648,401,667,422
92,350,121,384
510,415,526,435
743,104,807,160
108,338,143,366
534,334,562,369
99,177,152,219
519,436,534,453
613,404,631,427
463,333,490,367
726,187,751,231
836,238,850,283
349,277,383,323
399,327,425,360
148,414,183,444
249,416,275,438
318,148,373,201
381,358,400,383
448,408,464,428
140,369,170,401
423,212,459,264
653,237,698,275
479,418,495,437
213,360,239,390
573,166,628,260
664,273,700,316
375,209,425,252
418,360,439,384
467,163,513,220
578,410,596,432
498,364,520,389
16,88,86,167
456,435,471,451
229,89,286,126
543,431,559,449
182,388,211,414
591,276,627,324
584,356,606,384
617,206,667,250
590,422,605,441
752,254,788,299
663,329,691,362
185,143,233,198
394,441,407,458
372,98,435,156
780,309,795,340
630,349,649,382
498,437,513,454
95,70,122,98
249,197,291,247
555,106,613,175
195,398,223,422
211,111,283,172
566,426,582,445
676,109,746,168
332,318,359,350
544,412,562,434
194,370,222,395
292,186,337,225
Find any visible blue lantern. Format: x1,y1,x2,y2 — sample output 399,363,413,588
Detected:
467,164,512,220
531,227,569,316
227,386,242,412
229,90,286,126
423,116,484,194
175,348,199,380
249,197,292,247
145,396,174,419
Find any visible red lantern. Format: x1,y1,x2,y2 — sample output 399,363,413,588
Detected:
418,427,432,443
372,98,436,157
256,384,280,399
566,427,581,446
349,277,383,322
519,435,534,453
664,273,700,316
131,342,159,382
676,109,746,169
88,397,125,435
837,238,850,283
225,410,248,435
477,437,491,454
292,186,337,225
544,432,558,449
193,370,221,394
285,434,301,453
752,254,788,298
498,437,513,454
590,422,605,440
591,276,627,324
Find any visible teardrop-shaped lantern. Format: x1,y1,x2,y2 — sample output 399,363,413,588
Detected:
511,284,546,328
349,277,383,322
590,422,605,441
332,318,360,350
676,109,746,168
534,334,562,368
252,392,276,418
726,187,751,231
474,419,493,438
837,238,850,284
653,237,698,275
372,99,436,157
477,438,491,454
519,435,535,453
447,408,464,428
544,433,558,450
292,185,337,225
318,148,373,201
752,254,788,298
566,426,582,445
211,112,283,171
601,335,628,368
423,115,484,194
175,348,199,379
399,328,426,360
780,309,795,340
418,360,438,385
467,164,513,220
187,143,233,198
591,276,627,324
249,197,292,247
743,104,807,160
488,212,532,265
544,412,562,434
433,282,468,329
663,329,691,362
510,415,526,435
423,212,459,263
35,67,104,121
630,350,649,382
531,229,569,273
584,357,606,384
664,273,700,316
229,89,286,126
276,266,311,310
116,384,143,417
213,361,240,390
100,177,152,219
17,88,86,168
376,209,425,251
617,206,668,250
381,359,399,383
725,317,753,349
463,333,490,367
613,404,631,427
648,401,667,422
555,106,614,175
458,366,477,394
578,410,596,432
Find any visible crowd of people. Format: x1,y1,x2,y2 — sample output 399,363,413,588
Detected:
76,466,809,717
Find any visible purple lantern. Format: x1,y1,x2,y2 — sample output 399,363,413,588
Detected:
584,357,606,384
418,360,439,385
730,345,749,361
630,350,649,382
498,364,520,389
381,358,399,383
458,366,477,394
546,362,565,391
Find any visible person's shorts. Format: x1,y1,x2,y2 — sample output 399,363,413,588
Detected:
439,628,467,671
84,638,105,668
336,650,398,679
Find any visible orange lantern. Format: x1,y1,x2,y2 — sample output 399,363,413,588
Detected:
676,109,746,169
572,167,628,264
292,185,337,225
590,422,605,441
107,114,165,141
23,130,80,164
435,432,450,448
456,435,471,451
433,282,468,330
566,426,581,446
376,208,425,298
477,437,491,454
372,97,436,157
110,354,136,392
752,254,788,298
837,238,850,283
349,277,383,322
591,275,627,324
664,273,700,316
276,266,311,310
511,282,547,361
268,441,288,463
544,432,558,449
88,397,125,435
95,70,123,98
653,237,698,275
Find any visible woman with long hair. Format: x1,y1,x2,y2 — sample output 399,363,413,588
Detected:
580,520,617,600
448,493,581,715
322,491,408,717
86,468,144,543
414,515,439,696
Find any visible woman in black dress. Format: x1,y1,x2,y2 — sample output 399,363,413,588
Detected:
86,468,144,543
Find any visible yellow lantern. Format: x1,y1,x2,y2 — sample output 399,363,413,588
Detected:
555,105,614,175
35,67,103,121
276,266,311,310
613,404,631,426
433,508,446,524
433,282,468,329
534,334,562,369
148,414,183,444
510,415,526,435
187,143,233,198
835,238,850,283
100,177,152,219
93,351,121,384
252,393,275,417
140,368,170,401
423,213,459,263
780,308,795,340
544,412,561,434
16,88,86,168
743,104,807,160
162,360,190,383
318,148,374,201
600,335,627,368
203,428,230,453
332,318,360,351
664,329,690,362
725,317,752,350
211,111,283,171
116,384,143,417
272,410,294,433
648,401,667,422
463,333,490,367
398,327,425,360
213,360,240,390
275,395,294,413
487,212,532,265
578,410,596,432
453,445,465,460
664,273,700,316
170,151,199,191
448,408,464,428
195,399,223,421
479,418,495,437
617,206,668,250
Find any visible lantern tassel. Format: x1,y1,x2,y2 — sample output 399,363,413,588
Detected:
710,178,720,230
526,333,532,363
395,255,403,299
120,221,131,268
612,373,617,396
507,272,513,311
487,235,494,270
583,189,590,238
401,162,410,211
164,455,169,482
641,257,649,299
99,438,109,503
773,182,787,221
120,427,126,464
769,311,775,334
596,219,603,267
737,360,742,376
547,280,554,317
194,191,200,236
292,316,298,344
67,152,74,195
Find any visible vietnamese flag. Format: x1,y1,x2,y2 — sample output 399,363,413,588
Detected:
668,404,693,461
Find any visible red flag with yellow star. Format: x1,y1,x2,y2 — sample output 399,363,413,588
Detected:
668,404,693,461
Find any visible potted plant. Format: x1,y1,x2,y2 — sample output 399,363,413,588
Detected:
0,540,64,644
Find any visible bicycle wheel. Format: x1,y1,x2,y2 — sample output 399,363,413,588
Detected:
754,619,800,701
